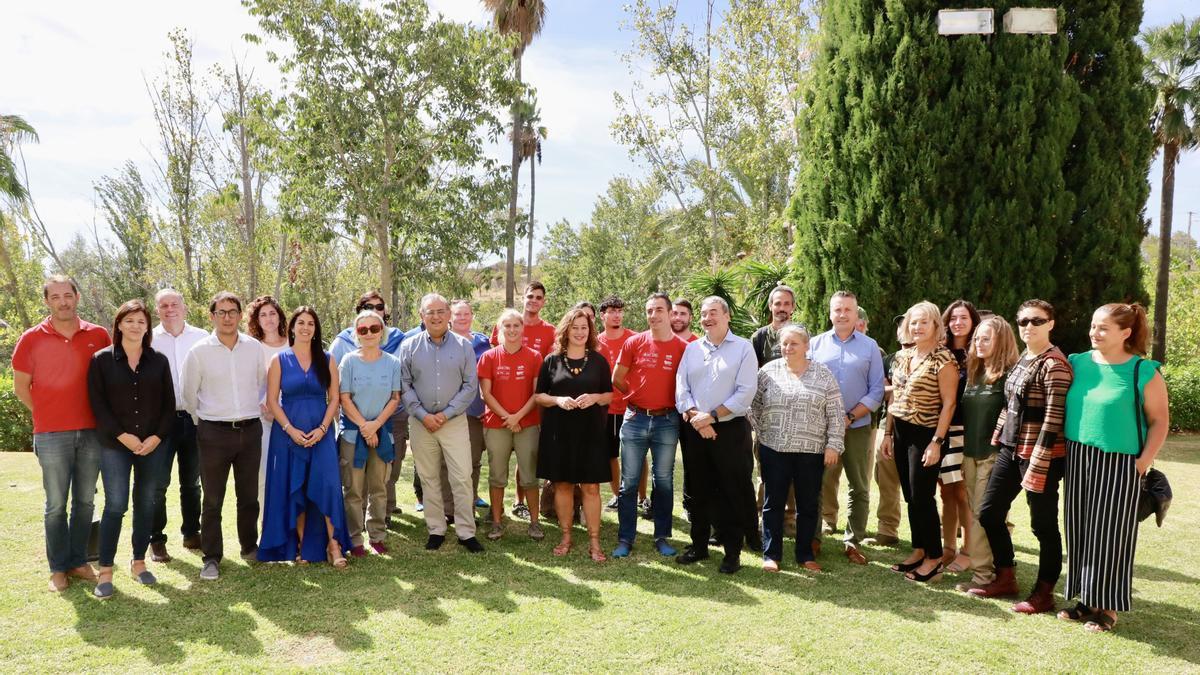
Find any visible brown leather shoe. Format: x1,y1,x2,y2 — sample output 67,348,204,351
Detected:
802,560,822,572
182,535,202,550
845,545,867,565
48,572,69,592
67,564,97,582
150,542,172,563
966,565,1019,598
864,533,900,547
1012,580,1057,614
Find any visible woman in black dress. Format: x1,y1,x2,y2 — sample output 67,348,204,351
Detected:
536,308,613,562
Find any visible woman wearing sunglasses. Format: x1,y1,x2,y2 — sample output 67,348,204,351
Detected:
336,310,403,556
968,299,1073,616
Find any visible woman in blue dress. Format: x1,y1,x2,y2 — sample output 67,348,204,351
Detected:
258,306,350,567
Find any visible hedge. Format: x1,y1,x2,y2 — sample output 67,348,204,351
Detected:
1164,364,1200,433
0,373,32,452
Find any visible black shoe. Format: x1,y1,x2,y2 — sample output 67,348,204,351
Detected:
718,556,742,574
458,536,485,553
446,515,455,525
675,546,710,564
745,533,763,553
708,534,720,546
425,534,446,550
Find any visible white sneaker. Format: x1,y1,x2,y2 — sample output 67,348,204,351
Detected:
200,560,219,580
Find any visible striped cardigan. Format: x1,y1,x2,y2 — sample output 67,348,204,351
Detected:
991,346,1073,493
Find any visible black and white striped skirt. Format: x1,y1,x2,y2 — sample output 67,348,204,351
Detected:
1064,440,1140,612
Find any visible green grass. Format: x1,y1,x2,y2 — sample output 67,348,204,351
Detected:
1,436,1198,672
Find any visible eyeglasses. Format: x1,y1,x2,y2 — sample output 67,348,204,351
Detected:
1016,317,1050,327
214,309,240,319
356,324,383,336
424,308,448,317
360,302,386,312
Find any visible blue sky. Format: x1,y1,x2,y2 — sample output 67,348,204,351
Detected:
2,0,1197,253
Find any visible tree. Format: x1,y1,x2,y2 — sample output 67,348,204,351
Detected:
483,0,547,307
511,95,547,285
93,161,154,303
1142,17,1200,363
791,0,1152,352
249,0,519,322
0,115,38,204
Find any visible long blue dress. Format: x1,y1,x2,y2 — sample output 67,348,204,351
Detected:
258,349,351,562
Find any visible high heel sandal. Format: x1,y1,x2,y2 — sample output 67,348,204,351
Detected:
327,540,348,569
905,561,944,583
553,539,572,556
890,559,922,573
588,537,606,563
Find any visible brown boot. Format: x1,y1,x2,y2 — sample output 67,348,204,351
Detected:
966,565,1019,598
1012,580,1057,614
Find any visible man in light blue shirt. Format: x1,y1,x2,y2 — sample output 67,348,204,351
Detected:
674,296,758,574
398,293,483,552
807,290,885,564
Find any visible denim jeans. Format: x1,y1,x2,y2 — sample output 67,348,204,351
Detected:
617,410,679,544
33,430,102,573
152,413,202,543
99,445,165,566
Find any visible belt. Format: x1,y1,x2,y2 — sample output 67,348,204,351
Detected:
200,417,260,429
627,404,675,417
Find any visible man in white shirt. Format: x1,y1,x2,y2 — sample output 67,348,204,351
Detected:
148,288,209,563
181,292,267,580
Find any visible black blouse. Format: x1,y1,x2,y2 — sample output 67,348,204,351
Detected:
87,343,175,451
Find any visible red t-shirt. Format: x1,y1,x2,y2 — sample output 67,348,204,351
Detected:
597,327,637,415
477,345,543,429
12,317,112,433
682,332,700,343
616,331,687,411
490,317,557,357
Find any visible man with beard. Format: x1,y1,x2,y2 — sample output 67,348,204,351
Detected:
671,299,701,343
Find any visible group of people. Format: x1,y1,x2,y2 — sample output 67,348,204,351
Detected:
13,274,1168,634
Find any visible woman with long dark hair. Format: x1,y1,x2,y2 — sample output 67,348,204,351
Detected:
940,299,980,572
249,295,289,504
258,307,350,567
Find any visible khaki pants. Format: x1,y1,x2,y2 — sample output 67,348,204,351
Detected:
385,414,410,514
817,425,873,544
873,428,902,538
486,425,540,489
963,454,998,584
339,439,390,547
410,415,477,539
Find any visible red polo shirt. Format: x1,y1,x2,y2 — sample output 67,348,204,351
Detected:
490,317,557,357
616,331,686,411
597,327,636,415
12,317,111,433
477,345,543,429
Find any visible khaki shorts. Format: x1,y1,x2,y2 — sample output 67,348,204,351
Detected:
486,425,540,489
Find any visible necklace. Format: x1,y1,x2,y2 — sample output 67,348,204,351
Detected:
566,352,589,376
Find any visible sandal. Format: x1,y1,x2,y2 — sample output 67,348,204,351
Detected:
905,561,944,584
1084,612,1117,633
588,539,606,563
327,540,348,569
946,554,970,574
553,539,572,556
1058,602,1094,622
890,559,922,574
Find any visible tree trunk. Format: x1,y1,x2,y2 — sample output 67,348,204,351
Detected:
505,56,523,308
273,229,288,298
371,216,393,318
1152,141,1177,363
235,64,258,299
526,153,535,285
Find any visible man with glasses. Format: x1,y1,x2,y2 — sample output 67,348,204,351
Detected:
181,292,267,580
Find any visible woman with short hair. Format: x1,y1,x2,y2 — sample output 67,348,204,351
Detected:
881,301,958,583
1060,303,1168,632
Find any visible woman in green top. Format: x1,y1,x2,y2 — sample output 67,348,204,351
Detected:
1062,303,1169,633
954,316,1018,593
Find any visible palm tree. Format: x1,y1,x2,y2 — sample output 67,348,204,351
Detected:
1143,18,1200,363
510,96,547,285
482,0,547,307
0,115,39,203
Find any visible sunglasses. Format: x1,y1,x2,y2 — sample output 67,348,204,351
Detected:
356,324,384,336
1016,317,1050,327
360,302,386,312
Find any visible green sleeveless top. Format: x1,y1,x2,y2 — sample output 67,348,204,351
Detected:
960,375,1007,459
1064,351,1159,455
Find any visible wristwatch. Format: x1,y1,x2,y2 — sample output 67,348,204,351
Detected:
845,412,855,423
932,435,944,444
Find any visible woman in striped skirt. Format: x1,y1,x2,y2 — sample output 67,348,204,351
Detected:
1061,303,1169,633
939,299,980,573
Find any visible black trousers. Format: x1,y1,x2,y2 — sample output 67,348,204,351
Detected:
197,419,262,563
979,445,1064,584
151,412,202,543
892,418,942,558
680,417,756,557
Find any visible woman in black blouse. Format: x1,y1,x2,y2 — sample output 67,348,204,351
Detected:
87,299,175,599
535,308,613,562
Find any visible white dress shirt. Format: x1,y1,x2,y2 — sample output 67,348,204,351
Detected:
181,331,267,422
152,322,210,411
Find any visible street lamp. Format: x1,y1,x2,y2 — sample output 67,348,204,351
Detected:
1003,8,1058,34
937,9,994,35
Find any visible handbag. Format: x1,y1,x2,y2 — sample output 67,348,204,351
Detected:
1133,358,1172,526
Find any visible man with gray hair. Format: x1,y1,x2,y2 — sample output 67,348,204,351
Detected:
398,293,484,553
674,296,758,573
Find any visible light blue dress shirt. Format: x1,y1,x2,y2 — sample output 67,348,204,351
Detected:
807,329,885,428
398,330,479,421
674,331,758,420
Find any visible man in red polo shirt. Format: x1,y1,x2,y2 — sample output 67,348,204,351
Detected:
611,292,687,558
12,274,112,592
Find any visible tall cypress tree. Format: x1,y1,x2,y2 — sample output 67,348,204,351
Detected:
791,1,1151,350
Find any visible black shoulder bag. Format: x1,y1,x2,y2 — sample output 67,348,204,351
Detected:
1133,358,1172,527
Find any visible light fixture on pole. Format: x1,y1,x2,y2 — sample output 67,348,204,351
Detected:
1003,8,1057,34
937,9,994,35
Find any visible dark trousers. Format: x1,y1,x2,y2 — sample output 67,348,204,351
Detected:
759,444,824,563
680,418,755,557
197,419,262,563
151,412,202,544
892,418,942,558
98,445,165,566
979,445,1064,584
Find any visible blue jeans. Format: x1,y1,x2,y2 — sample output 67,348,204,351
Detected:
617,410,679,544
33,430,102,573
152,413,202,543
98,445,166,566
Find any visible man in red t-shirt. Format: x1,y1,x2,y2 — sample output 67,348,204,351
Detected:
671,299,701,343
12,274,112,592
478,308,544,541
610,293,687,558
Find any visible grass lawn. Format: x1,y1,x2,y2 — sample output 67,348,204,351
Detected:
1,435,1197,672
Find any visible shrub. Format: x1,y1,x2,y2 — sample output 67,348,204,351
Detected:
0,373,32,452
1164,364,1200,433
